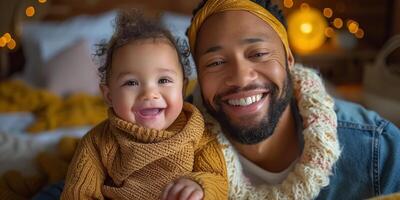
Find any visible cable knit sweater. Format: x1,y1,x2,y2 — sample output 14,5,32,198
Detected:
61,103,227,200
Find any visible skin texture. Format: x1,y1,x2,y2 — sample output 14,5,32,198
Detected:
101,38,203,199
161,178,204,200
195,11,301,172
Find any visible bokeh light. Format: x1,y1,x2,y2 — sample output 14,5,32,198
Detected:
300,3,310,11
0,37,6,47
324,27,335,38
288,7,327,53
348,21,359,33
7,39,16,50
333,18,343,29
284,0,294,8
26,6,35,17
355,28,365,39
323,8,333,18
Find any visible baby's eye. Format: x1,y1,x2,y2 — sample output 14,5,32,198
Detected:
123,80,138,86
159,78,172,84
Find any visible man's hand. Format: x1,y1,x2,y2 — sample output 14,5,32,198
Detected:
161,178,204,200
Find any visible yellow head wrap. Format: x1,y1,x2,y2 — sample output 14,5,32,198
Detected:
187,0,290,56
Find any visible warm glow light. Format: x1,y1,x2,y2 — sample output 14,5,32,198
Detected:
3,33,11,43
0,37,6,47
38,0,47,3
324,27,335,38
323,8,333,18
288,7,327,53
348,21,359,33
333,18,343,29
355,28,365,39
284,0,294,8
300,23,313,34
300,3,310,11
346,19,355,27
26,6,35,17
7,39,16,50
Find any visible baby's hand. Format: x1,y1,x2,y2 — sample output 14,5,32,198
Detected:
161,178,204,200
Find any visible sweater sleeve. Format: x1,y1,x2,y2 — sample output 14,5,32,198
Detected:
60,131,106,200
187,133,228,200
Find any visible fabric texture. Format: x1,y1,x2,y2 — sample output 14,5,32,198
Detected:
0,80,107,132
43,39,100,96
61,103,227,200
194,64,341,199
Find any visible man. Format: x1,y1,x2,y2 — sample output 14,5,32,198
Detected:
186,0,400,199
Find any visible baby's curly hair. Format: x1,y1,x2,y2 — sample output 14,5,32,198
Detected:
96,9,191,84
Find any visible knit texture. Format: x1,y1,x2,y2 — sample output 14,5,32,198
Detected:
61,103,227,200
195,64,341,199
0,80,107,133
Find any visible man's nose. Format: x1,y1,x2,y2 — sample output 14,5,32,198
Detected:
225,59,257,87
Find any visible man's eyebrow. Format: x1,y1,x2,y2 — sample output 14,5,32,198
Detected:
241,37,266,44
203,45,223,55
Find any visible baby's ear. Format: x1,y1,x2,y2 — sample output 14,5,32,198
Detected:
100,84,112,107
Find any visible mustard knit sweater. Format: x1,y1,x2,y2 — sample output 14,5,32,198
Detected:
61,103,227,200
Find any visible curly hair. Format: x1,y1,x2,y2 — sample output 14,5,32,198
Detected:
187,0,287,36
96,9,191,84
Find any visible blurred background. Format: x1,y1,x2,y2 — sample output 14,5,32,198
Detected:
0,0,399,123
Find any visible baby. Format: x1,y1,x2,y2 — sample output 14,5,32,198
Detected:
61,10,227,200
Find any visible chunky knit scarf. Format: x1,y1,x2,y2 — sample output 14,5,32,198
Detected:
195,64,341,199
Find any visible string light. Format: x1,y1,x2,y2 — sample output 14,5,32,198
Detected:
38,0,47,3
300,3,310,11
284,2,365,40
3,33,11,43
300,23,313,34
333,18,343,29
7,39,16,50
348,21,359,33
26,6,35,17
324,27,335,38
284,0,294,8
355,28,365,39
0,37,6,48
323,8,333,18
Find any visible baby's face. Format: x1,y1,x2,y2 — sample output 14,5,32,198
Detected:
102,39,184,130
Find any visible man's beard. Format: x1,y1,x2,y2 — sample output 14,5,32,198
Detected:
202,67,294,145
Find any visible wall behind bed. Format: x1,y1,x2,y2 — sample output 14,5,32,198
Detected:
0,0,202,80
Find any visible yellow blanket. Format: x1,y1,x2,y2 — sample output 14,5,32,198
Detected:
0,80,107,133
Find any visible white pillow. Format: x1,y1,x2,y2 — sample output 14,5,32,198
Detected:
20,11,116,87
43,39,100,96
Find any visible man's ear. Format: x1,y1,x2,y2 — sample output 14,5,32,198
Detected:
287,50,295,70
100,84,112,107
182,78,189,98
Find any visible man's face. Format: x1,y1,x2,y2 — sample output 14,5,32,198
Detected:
194,11,294,144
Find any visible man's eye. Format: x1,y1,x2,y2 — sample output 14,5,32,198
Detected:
123,80,138,86
250,52,268,58
159,78,172,84
207,60,225,67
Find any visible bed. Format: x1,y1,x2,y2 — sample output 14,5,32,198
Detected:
0,1,197,198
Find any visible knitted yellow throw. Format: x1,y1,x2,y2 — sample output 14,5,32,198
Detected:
61,103,228,200
0,80,107,132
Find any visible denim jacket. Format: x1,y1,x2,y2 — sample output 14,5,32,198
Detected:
316,99,400,199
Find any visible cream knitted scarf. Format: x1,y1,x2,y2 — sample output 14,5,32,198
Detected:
195,64,341,199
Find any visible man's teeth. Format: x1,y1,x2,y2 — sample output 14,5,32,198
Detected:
227,94,263,106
